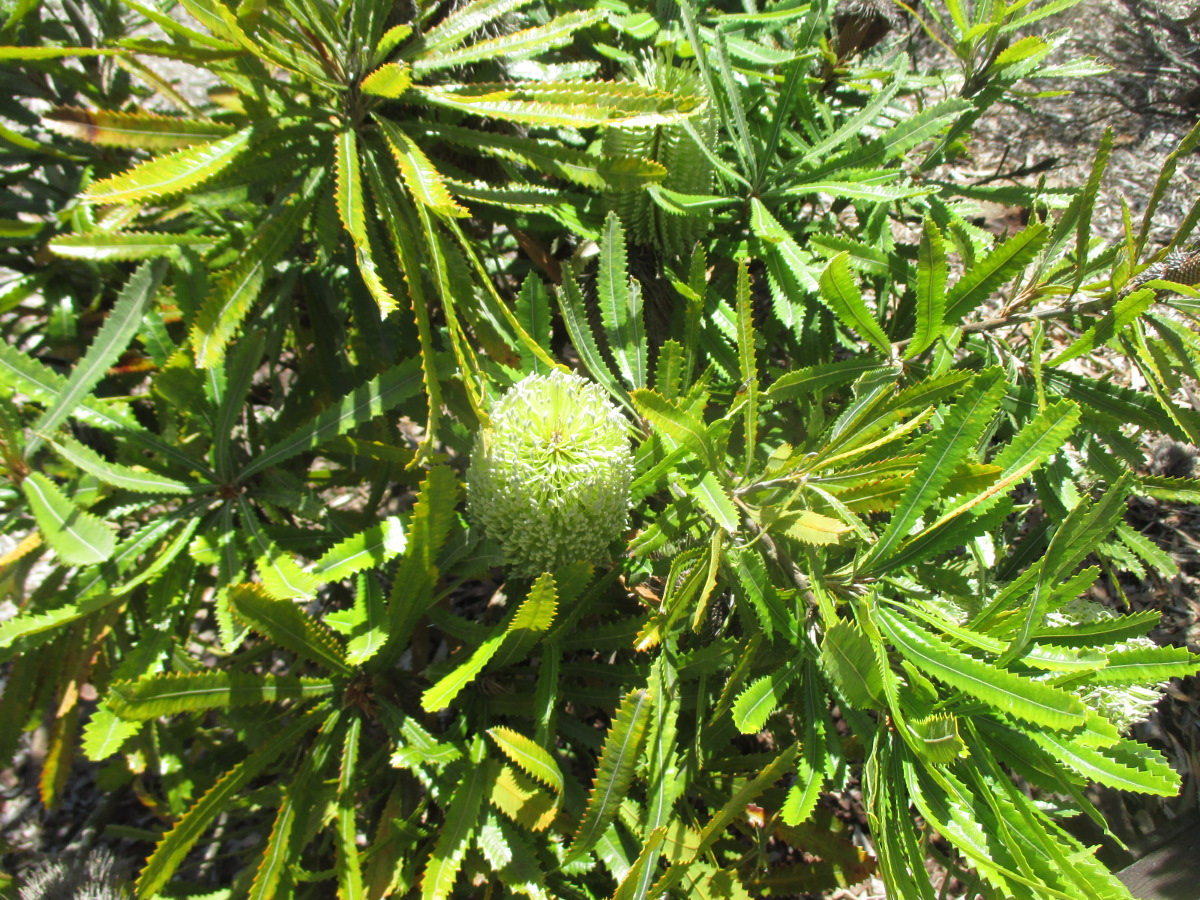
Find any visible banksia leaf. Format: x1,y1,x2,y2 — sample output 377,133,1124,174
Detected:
109,672,333,719
313,518,408,582
44,106,235,149
31,258,167,451
597,212,648,389
336,719,365,900
360,62,411,98
943,223,1049,323
413,80,703,129
49,434,191,494
413,10,603,74
420,741,489,900
335,129,367,243
415,122,665,190
488,762,557,832
732,659,802,734
137,710,322,898
820,621,884,709
1029,731,1179,796
819,252,892,354
568,688,653,861
227,583,352,675
49,231,214,261
908,216,948,357
376,118,466,217
83,127,253,203
487,726,564,793
191,188,311,368
240,358,423,479
874,605,1086,730
860,369,1006,571
21,472,116,566
422,630,505,712
780,509,852,546
420,0,537,53
506,573,559,635
911,714,966,765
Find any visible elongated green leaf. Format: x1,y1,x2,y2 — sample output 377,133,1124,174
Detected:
944,223,1048,322
732,658,802,734
1029,731,1178,795
413,80,703,129
360,61,411,97
692,743,798,859
49,231,213,261
487,726,564,794
192,187,312,368
413,10,601,74
241,358,422,479
1091,644,1200,684
80,703,140,761
0,343,131,431
861,369,1005,571
908,216,948,357
875,606,1086,730
419,0,537,53
781,762,823,832
820,621,884,709
83,127,253,203
611,826,668,900
228,583,351,675
421,741,489,900
516,272,553,375
569,688,654,860
336,718,364,900
1049,289,1154,367
343,575,388,666
558,266,628,411
1046,369,1180,438
631,389,720,475
422,632,505,712
137,709,322,897
31,259,167,452
766,359,891,402
1073,128,1113,292
336,129,366,243
314,518,408,582
818,252,891,354
597,212,647,389
992,399,1081,480
44,106,234,149
0,45,117,59
685,469,739,534
21,472,115,566
780,509,851,545
377,117,466,217
109,672,333,719
248,771,301,900
47,434,193,494
414,121,664,190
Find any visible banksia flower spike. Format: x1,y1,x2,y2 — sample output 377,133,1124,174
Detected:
468,370,634,578
19,849,130,900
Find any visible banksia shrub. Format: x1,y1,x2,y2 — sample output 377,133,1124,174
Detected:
467,370,633,577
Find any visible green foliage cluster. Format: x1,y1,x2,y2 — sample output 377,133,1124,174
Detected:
2,0,1199,898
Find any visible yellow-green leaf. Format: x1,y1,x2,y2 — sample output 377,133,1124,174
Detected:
83,127,253,203
376,118,467,217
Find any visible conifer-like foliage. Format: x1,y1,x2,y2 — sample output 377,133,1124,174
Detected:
2,0,1199,898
